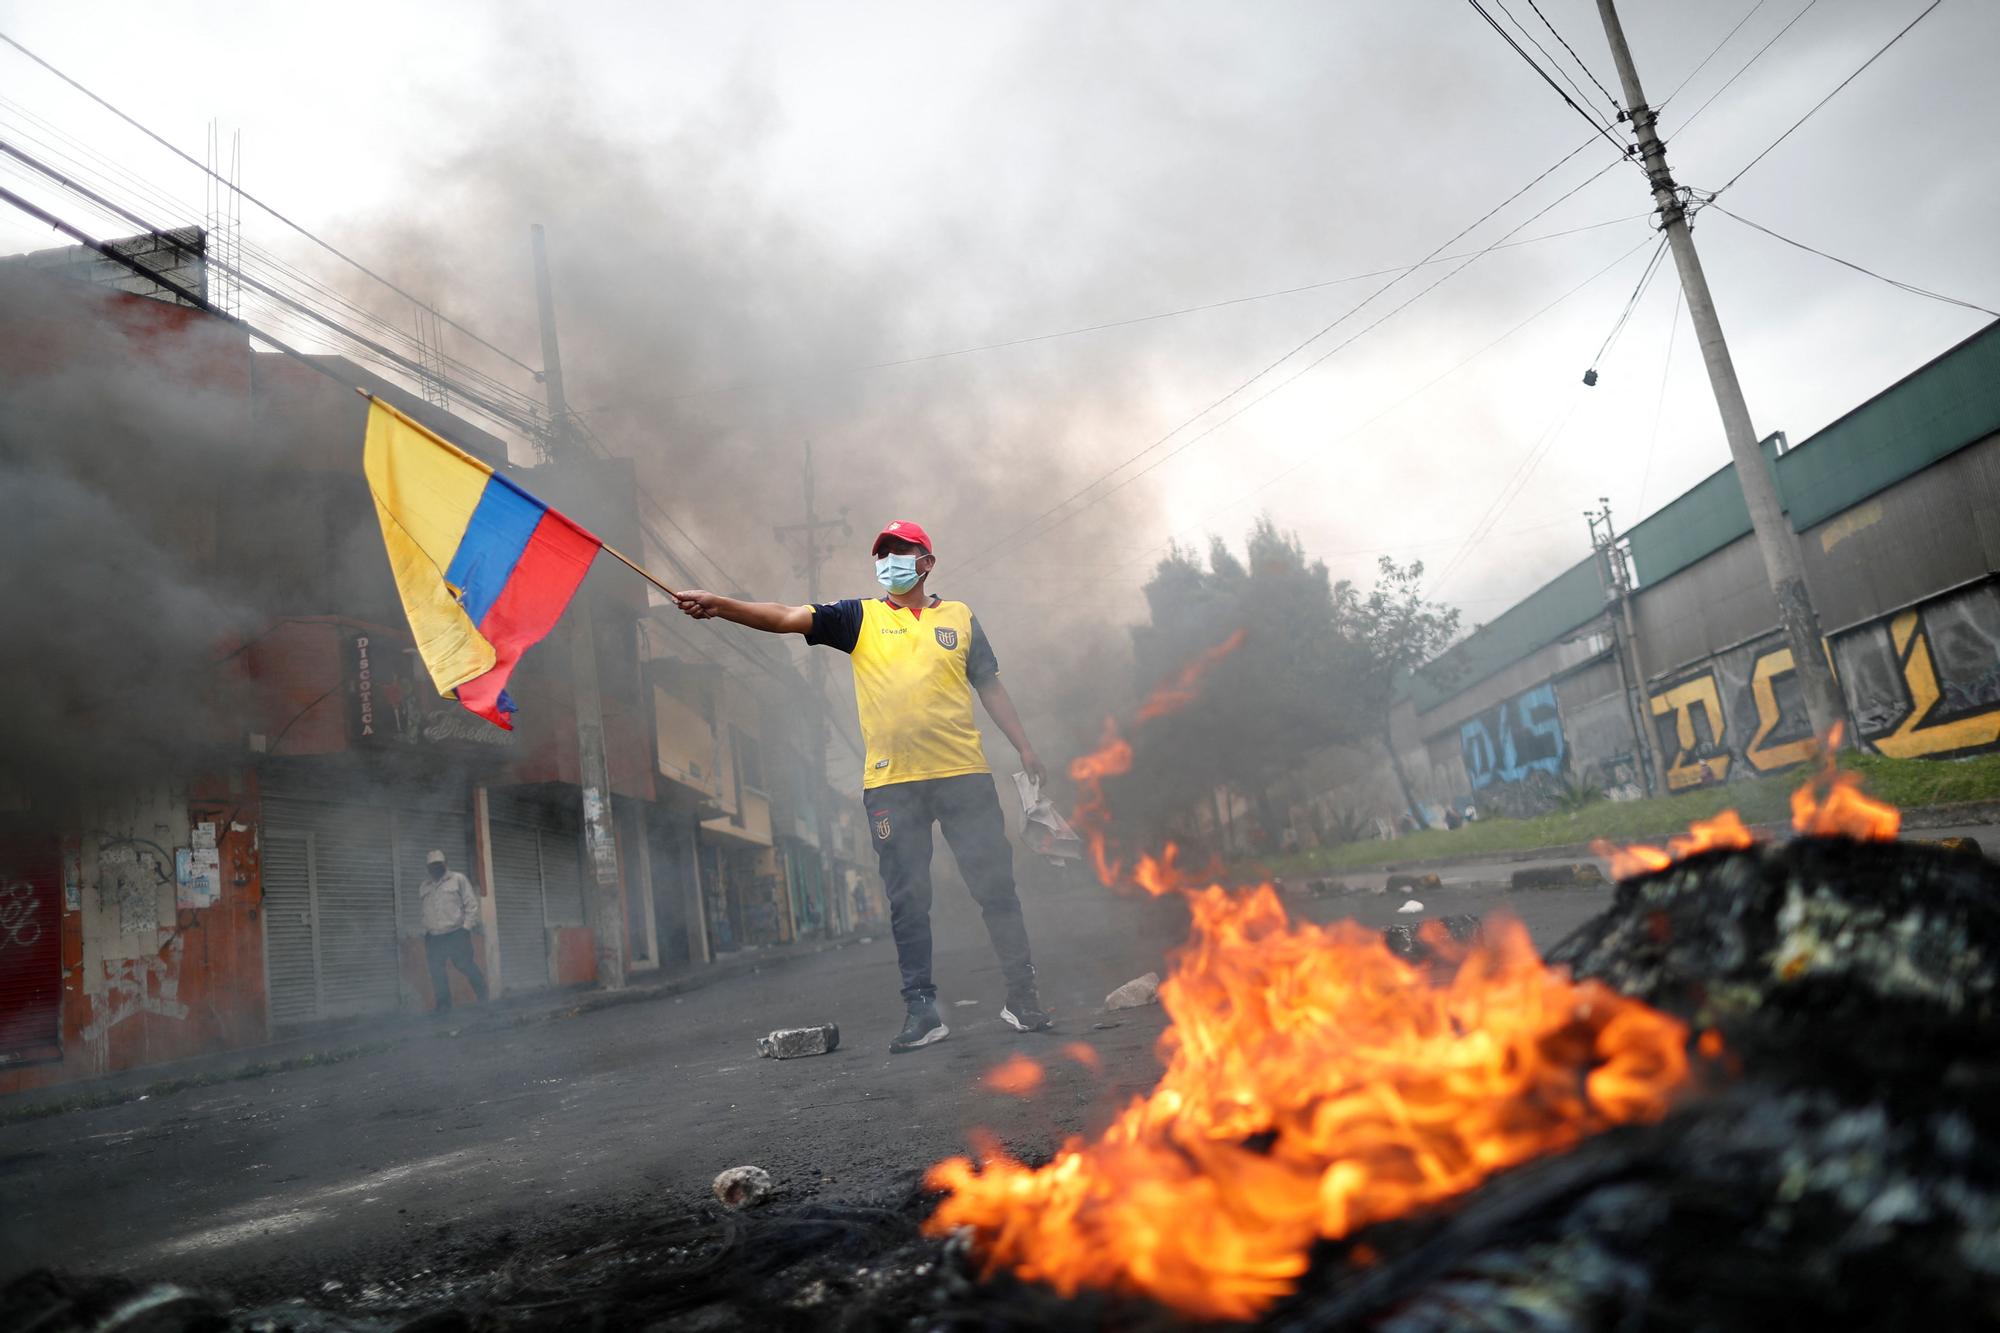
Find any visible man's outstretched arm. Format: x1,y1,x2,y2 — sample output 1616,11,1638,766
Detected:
674,591,812,635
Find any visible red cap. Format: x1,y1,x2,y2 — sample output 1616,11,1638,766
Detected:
872,519,933,556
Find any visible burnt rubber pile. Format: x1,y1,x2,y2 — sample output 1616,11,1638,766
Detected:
7,836,1998,1331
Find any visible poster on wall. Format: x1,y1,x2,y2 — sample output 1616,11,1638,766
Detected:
174,846,221,910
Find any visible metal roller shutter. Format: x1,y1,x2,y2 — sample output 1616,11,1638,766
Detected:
489,821,548,993
0,836,62,1063
260,798,400,1024
299,803,398,1021
259,831,319,1028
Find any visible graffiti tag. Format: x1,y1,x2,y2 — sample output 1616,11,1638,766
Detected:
0,878,41,951
1459,682,1566,790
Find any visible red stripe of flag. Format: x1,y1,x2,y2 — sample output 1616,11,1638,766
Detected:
454,508,602,728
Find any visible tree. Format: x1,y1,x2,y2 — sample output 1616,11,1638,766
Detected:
1332,556,1463,822
1126,527,1460,842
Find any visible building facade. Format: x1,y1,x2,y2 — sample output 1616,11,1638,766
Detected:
0,240,877,1095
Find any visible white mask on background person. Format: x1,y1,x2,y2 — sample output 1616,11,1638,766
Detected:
875,552,922,593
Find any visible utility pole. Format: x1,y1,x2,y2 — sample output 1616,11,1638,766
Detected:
531,222,625,989
1593,0,1848,745
1586,499,1661,796
773,443,849,934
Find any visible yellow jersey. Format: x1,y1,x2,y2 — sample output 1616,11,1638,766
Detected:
807,596,998,789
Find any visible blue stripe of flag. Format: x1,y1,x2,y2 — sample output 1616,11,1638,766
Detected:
445,473,546,628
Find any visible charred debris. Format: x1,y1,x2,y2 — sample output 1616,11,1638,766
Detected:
7,835,1999,1331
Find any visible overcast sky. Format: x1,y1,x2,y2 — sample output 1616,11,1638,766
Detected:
3,0,1994,692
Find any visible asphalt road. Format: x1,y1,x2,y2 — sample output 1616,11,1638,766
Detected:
0,864,1612,1302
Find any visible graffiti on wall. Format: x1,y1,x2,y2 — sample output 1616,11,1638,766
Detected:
1648,634,1815,792
1834,582,2000,759
1458,681,1566,792
1647,582,2000,790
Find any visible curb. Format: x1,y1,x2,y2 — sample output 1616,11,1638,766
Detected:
1288,797,2000,879
0,933,867,1125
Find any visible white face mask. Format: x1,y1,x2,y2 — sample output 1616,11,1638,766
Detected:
875,552,922,593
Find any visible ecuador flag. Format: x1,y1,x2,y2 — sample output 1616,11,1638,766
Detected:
363,399,600,729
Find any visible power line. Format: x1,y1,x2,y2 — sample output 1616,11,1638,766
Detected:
1522,0,1622,110
1711,205,1999,318
1494,0,1609,118
1713,0,1945,196
1669,0,1820,134
1660,0,1772,107
1431,393,1588,593
1092,233,1660,589
954,135,1618,577
1585,232,1671,375
1464,0,1634,156
576,212,1645,414
1635,282,1683,514
0,136,551,441
0,103,555,437
0,30,541,377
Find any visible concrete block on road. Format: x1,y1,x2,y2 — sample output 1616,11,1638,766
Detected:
713,1165,773,1208
1104,972,1160,1010
756,1024,841,1059
1510,863,1606,890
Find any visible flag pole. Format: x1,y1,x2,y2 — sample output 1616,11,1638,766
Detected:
600,543,682,602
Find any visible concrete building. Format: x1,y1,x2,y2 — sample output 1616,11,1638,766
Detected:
1387,318,2000,821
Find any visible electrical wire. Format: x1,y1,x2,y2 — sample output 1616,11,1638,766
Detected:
0,100,553,431
1586,232,1671,372
1635,282,1683,514
1430,392,1588,593
1522,0,1623,110
1713,0,1945,196
0,29,541,377
1084,231,1660,590
1669,0,1819,133
1494,0,1610,119
2,134,553,441
953,135,1620,577
1464,0,1633,156
575,212,1646,413
1711,205,1999,318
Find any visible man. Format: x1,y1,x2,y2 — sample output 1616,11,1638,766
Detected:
419,850,488,1013
674,519,1054,1053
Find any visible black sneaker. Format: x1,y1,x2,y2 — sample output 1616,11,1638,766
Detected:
889,1000,949,1054
1001,985,1054,1033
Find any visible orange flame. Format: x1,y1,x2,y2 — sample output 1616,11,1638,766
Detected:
1136,628,1248,721
1594,726,1899,879
1066,631,1244,889
1592,808,1756,879
982,1053,1046,1098
925,886,1692,1318
1790,725,1899,839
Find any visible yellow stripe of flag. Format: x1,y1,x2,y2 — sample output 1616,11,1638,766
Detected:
362,400,497,697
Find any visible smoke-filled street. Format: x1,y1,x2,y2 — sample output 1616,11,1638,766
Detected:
6,2,2000,1328
4,873,1607,1298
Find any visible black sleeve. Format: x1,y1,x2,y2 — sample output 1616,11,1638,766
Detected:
805,599,864,653
966,615,999,687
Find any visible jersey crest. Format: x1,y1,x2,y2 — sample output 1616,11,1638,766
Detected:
934,626,958,650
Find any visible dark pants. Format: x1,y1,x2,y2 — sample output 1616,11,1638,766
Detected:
867,773,1035,1004
424,928,488,1011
